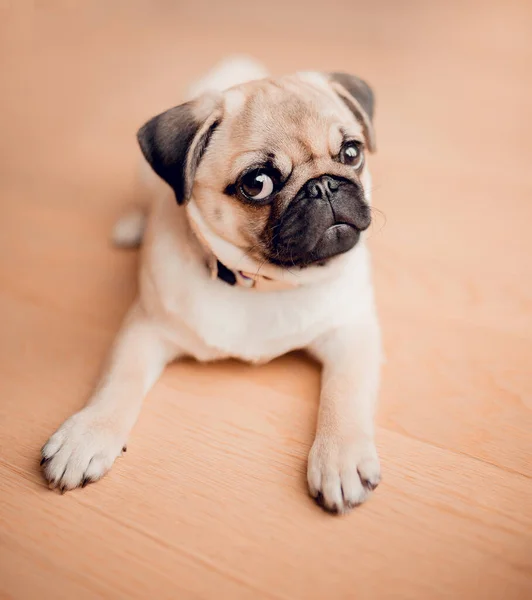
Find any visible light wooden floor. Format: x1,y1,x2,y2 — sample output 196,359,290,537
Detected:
1,2,531,599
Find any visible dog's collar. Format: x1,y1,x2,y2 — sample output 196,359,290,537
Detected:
186,201,297,292
214,259,289,290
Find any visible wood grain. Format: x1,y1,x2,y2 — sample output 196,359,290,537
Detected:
1,1,531,599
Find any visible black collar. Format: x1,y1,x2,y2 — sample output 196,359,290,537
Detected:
216,260,237,286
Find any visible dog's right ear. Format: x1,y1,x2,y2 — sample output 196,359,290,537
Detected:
137,95,222,205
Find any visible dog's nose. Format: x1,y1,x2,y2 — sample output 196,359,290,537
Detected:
304,175,342,199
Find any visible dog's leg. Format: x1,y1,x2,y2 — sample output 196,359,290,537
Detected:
306,313,382,513
41,301,177,492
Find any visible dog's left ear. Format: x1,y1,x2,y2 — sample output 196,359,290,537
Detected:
137,94,222,205
327,73,376,152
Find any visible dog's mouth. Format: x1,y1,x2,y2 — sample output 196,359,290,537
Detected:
268,222,361,268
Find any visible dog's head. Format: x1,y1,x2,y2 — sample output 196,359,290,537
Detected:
137,72,375,271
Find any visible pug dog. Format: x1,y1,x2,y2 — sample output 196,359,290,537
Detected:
41,56,382,514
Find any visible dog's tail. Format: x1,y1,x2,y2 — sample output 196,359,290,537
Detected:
111,207,147,249
112,154,157,249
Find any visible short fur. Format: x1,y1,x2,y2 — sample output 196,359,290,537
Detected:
41,57,382,514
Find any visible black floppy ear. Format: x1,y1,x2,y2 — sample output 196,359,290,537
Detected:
137,97,221,205
328,73,376,152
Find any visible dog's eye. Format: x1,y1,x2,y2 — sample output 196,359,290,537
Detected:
239,169,276,201
339,142,364,169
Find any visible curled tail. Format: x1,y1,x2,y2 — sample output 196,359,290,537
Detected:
112,155,154,249
111,207,147,249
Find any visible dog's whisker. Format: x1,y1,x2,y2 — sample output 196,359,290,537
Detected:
366,206,387,239
237,243,262,270
253,257,268,280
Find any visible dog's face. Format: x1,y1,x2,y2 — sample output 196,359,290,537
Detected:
138,72,375,269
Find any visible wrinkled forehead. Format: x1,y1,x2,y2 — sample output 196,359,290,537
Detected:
220,76,364,173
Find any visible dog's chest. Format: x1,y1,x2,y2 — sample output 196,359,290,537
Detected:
154,267,368,364
189,288,333,362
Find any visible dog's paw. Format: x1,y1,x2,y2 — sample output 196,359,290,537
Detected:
307,434,381,514
40,408,126,493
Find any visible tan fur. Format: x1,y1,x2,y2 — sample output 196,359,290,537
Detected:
193,74,369,254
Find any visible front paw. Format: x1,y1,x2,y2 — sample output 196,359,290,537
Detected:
40,408,126,492
307,434,381,514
